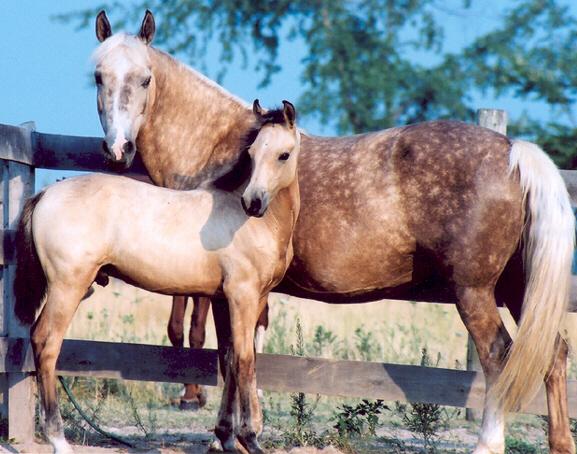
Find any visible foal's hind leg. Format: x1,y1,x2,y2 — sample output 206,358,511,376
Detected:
32,284,86,453
456,285,511,454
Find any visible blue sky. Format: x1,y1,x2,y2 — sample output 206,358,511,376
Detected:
1,1,575,185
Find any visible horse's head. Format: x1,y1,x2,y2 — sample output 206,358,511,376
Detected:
242,100,300,217
93,10,156,169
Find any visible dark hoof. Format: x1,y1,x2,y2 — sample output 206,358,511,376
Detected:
179,399,201,411
238,433,265,454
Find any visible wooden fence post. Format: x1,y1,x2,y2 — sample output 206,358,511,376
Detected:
0,122,36,442
465,109,508,422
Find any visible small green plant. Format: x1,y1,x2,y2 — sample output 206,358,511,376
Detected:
354,325,382,361
284,318,321,447
332,399,387,438
395,348,446,452
310,325,338,357
505,436,538,453
265,305,291,354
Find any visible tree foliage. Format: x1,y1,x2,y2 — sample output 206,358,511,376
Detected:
58,0,577,167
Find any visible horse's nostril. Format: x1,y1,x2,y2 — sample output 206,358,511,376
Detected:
102,140,110,154
123,141,135,154
249,198,262,214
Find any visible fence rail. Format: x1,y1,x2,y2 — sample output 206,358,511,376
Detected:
1,112,577,442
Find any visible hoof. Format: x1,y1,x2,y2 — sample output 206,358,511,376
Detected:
49,435,74,454
473,444,504,454
238,432,265,454
215,425,237,452
179,398,202,411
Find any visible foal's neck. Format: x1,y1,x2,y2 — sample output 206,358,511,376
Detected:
138,48,255,190
267,175,301,235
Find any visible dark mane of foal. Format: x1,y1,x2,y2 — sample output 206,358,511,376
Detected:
212,107,288,192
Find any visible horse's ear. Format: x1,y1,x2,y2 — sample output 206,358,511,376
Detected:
96,10,112,43
253,99,264,120
138,10,156,45
282,100,296,128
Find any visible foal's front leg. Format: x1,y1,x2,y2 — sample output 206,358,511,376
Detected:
216,282,266,453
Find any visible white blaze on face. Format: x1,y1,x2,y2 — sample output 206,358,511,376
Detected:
94,35,151,161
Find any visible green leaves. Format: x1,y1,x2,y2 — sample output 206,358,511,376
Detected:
59,0,577,166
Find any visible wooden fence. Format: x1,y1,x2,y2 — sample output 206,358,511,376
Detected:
1,110,577,443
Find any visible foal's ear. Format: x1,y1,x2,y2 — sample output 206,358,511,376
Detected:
96,10,112,43
138,10,156,45
253,99,265,120
282,100,296,128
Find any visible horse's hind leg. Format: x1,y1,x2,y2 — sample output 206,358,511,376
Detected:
181,296,210,409
32,284,85,454
543,337,575,454
168,295,210,410
456,285,511,454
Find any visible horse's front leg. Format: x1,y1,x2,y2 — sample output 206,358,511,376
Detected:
217,281,265,454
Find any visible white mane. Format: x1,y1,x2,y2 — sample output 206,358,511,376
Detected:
91,33,150,67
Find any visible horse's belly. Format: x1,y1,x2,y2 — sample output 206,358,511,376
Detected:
287,233,415,294
112,247,222,295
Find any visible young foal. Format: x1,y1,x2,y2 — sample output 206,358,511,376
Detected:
14,101,300,454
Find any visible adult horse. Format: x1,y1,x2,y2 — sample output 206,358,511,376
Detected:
15,101,301,454
92,11,575,454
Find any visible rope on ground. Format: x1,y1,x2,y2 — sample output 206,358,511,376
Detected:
58,376,134,448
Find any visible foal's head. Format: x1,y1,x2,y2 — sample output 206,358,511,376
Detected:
92,10,156,168
242,100,300,218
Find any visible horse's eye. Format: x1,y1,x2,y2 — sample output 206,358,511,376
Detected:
142,76,152,88
94,73,103,86
278,152,290,161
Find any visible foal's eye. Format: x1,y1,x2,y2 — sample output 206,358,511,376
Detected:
141,76,152,88
94,73,103,86
278,152,290,161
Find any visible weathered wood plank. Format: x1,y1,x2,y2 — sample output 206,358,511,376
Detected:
1,123,36,443
32,131,149,177
0,124,34,166
0,230,15,267
2,338,575,417
477,108,507,135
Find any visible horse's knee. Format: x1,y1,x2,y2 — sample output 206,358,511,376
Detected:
167,319,184,347
189,322,206,349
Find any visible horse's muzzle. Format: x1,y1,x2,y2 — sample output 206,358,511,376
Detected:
102,140,136,170
241,195,267,218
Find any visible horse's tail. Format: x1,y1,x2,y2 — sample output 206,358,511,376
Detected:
492,140,574,412
14,191,47,325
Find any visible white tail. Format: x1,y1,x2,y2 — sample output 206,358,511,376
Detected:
492,140,575,411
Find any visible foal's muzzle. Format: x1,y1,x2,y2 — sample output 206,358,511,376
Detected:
102,140,136,170
241,192,269,218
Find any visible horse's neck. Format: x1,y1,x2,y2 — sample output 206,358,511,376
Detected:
268,176,301,236
138,49,254,190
